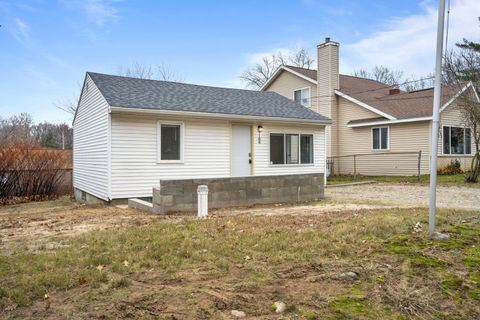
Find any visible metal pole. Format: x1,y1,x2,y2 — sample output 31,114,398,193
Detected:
418,150,422,185
429,0,447,237
353,155,357,179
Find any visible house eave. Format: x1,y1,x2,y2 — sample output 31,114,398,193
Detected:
260,65,317,91
109,106,333,125
335,90,397,120
347,116,432,128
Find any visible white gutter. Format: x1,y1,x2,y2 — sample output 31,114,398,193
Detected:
110,106,333,125
347,116,432,128
335,90,396,120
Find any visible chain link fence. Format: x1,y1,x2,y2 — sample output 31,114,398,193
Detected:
327,151,423,183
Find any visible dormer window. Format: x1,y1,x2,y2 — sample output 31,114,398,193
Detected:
294,88,310,108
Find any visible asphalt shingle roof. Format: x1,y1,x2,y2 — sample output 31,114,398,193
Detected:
284,65,462,120
87,72,331,122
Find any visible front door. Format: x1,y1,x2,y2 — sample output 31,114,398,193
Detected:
232,125,252,177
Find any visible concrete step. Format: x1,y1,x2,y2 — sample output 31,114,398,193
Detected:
128,198,153,212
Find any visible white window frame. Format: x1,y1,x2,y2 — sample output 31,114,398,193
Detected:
269,132,314,166
293,87,311,108
157,121,185,163
441,125,472,156
371,126,390,151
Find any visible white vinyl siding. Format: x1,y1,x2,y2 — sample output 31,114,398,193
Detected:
254,125,325,176
73,75,110,201
110,115,326,199
110,115,231,199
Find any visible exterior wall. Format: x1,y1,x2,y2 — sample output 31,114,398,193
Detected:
438,100,476,170
110,114,231,199
335,97,431,176
263,70,316,106
110,113,326,199
253,124,326,177
152,173,325,214
73,75,110,201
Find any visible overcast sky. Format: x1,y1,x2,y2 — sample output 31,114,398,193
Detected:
1,0,479,124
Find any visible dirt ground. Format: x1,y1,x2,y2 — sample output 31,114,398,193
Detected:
326,182,480,211
1,183,480,319
1,183,478,251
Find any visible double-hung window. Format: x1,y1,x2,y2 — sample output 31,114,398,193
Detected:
294,88,310,108
443,126,471,155
158,121,184,162
270,133,314,165
372,127,389,150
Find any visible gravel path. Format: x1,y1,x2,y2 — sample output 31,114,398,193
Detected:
326,183,480,210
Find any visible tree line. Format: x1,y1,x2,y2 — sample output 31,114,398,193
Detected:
0,113,72,149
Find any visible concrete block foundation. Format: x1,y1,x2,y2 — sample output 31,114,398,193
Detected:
153,173,324,214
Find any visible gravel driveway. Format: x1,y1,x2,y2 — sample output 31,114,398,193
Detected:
326,183,480,210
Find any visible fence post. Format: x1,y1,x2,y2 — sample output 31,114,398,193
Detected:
353,155,357,179
418,150,422,185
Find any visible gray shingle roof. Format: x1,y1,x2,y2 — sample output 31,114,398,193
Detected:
87,72,331,122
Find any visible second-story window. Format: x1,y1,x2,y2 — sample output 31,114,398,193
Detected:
294,88,310,108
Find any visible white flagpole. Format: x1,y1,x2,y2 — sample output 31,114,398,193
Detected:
429,0,447,236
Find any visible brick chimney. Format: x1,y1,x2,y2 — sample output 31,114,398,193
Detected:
317,37,339,157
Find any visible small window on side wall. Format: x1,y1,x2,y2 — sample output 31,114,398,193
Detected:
372,127,389,150
158,122,183,162
294,88,310,108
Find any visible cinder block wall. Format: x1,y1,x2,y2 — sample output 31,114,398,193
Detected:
152,173,324,214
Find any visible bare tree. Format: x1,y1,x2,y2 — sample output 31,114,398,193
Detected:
157,63,185,82
444,40,480,182
54,98,77,116
118,62,155,79
353,66,404,86
0,113,33,145
353,66,434,91
56,63,185,117
240,47,315,89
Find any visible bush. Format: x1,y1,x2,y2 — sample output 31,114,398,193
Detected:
0,144,71,204
438,159,463,175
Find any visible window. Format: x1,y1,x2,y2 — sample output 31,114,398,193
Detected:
270,133,314,165
443,126,471,155
270,134,285,165
294,88,310,107
372,127,389,150
158,122,183,161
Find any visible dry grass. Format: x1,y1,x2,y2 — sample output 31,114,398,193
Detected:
0,201,479,319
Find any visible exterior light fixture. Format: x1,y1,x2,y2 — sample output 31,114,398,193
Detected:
257,125,263,144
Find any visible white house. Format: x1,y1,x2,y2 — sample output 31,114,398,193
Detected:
73,72,332,206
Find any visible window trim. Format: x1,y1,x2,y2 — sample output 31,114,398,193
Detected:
371,126,390,151
441,125,472,156
293,87,311,108
157,121,185,163
269,132,314,166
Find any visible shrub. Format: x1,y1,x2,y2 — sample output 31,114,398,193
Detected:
438,159,463,175
0,143,71,204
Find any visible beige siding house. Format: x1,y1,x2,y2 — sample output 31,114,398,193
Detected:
262,38,478,176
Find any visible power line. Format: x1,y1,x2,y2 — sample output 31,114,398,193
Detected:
300,75,437,102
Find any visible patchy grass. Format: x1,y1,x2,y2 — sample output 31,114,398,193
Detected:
327,174,479,187
1,202,480,319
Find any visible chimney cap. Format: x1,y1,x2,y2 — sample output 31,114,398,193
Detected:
318,38,339,48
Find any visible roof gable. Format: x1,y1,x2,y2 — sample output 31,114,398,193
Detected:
265,65,471,120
